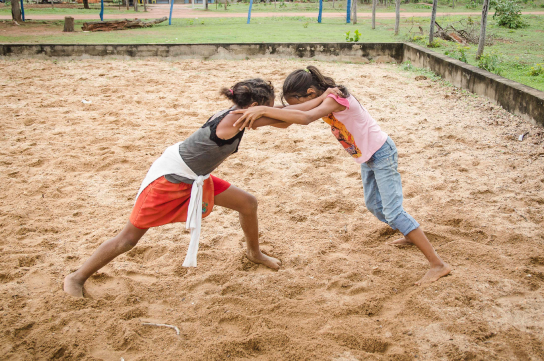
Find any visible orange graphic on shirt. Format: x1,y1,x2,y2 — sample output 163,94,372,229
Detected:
322,114,362,158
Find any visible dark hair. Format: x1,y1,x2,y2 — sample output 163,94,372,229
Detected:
281,65,349,104
220,78,275,108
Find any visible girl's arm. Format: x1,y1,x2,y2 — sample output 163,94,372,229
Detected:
215,113,290,140
233,98,344,129
278,87,341,111
251,117,292,129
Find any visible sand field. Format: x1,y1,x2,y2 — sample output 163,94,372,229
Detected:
1,58,544,360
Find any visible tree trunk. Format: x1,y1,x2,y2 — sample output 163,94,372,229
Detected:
452,0,455,8
64,16,75,31
82,16,168,31
332,0,334,9
11,0,22,22
394,0,400,34
429,0,438,44
353,0,357,23
83,0,90,9
205,0,208,10
126,0,129,11
371,0,376,29
134,0,138,12
476,0,489,59
143,0,147,12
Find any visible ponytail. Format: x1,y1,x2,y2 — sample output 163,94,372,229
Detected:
220,78,275,108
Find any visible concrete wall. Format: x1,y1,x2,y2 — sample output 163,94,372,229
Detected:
0,43,404,63
403,43,544,127
1,42,542,126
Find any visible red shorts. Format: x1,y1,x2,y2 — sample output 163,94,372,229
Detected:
129,175,230,229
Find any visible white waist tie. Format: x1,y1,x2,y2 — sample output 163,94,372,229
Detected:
136,142,210,267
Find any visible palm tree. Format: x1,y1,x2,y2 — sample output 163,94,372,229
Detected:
394,0,400,35
429,0,438,43
12,0,22,22
476,0,490,59
372,0,377,29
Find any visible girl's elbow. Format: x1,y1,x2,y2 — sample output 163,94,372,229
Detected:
302,116,314,125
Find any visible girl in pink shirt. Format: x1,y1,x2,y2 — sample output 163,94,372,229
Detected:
233,66,450,285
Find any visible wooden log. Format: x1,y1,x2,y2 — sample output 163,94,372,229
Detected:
63,16,74,32
81,16,167,32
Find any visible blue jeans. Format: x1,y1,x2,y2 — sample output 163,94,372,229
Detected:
361,137,420,236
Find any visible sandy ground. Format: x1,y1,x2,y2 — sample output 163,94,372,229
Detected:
1,58,544,360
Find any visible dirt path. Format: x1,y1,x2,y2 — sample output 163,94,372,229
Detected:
1,58,543,360
1,7,543,20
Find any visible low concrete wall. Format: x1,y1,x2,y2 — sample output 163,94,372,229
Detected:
403,43,544,127
1,42,543,126
0,43,404,63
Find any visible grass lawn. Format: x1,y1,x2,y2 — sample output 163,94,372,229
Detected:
0,13,543,91
408,14,544,91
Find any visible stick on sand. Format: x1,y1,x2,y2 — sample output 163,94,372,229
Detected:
142,322,180,335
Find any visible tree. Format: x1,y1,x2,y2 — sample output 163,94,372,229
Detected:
143,0,147,12
476,0,490,59
428,0,438,44
394,0,400,35
83,0,90,10
372,0,377,29
134,0,138,12
205,0,208,10
126,0,129,11
351,0,357,24
11,0,22,22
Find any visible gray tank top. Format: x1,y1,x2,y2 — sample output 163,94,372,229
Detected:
165,109,245,184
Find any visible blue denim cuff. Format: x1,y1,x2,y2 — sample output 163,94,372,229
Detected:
390,211,420,236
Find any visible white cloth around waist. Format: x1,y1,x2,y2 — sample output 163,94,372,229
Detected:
136,142,210,267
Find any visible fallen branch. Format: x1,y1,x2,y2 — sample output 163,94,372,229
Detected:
141,322,180,336
82,16,167,32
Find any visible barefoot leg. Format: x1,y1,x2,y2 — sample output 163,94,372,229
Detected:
404,227,451,285
387,237,413,246
214,186,281,270
64,222,148,297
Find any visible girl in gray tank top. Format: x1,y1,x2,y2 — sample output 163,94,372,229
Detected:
63,79,291,298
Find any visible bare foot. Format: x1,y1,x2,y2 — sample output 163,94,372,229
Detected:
63,273,84,298
246,250,282,270
415,263,451,285
387,237,414,246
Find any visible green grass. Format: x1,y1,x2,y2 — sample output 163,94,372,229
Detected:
0,16,405,43
0,13,543,91
406,14,544,91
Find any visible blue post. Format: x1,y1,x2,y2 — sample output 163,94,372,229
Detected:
100,0,104,21
20,0,25,21
169,0,174,25
247,0,253,24
317,0,322,23
346,0,351,23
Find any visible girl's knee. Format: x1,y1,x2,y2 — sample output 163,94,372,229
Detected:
241,194,258,215
116,233,141,252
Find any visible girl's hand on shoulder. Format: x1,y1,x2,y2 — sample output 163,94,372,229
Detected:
231,106,267,131
322,87,342,99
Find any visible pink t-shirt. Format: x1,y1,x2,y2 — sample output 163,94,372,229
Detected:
322,94,388,164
